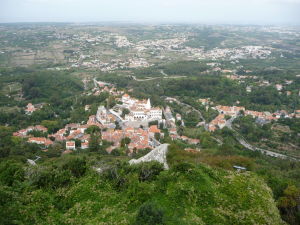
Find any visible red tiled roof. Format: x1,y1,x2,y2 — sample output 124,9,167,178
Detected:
149,125,160,133
66,141,75,147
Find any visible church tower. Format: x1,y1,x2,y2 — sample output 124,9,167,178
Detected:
146,98,151,109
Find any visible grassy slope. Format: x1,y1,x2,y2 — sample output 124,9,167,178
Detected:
1,156,285,225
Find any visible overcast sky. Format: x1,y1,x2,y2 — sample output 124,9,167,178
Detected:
1,0,300,25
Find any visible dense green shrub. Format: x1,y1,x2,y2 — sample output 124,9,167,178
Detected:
135,202,165,225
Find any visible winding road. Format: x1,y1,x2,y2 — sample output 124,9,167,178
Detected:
167,97,298,161
225,116,296,160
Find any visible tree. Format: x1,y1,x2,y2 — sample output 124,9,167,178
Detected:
85,125,101,135
121,137,131,148
135,202,164,225
115,121,121,130
0,160,24,186
148,120,158,127
121,108,130,118
0,126,13,158
111,148,122,156
41,120,61,134
159,122,164,130
137,162,164,182
89,134,100,152
154,132,161,141
278,185,300,225
62,157,87,178
107,96,116,109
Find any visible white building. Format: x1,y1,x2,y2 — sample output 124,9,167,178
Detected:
96,106,116,128
96,106,109,125
275,84,283,91
122,94,162,122
66,141,76,150
122,94,151,110
125,107,162,121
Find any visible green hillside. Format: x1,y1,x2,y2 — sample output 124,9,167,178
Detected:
0,154,285,225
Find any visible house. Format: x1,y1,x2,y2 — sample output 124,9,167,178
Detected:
25,103,37,115
96,106,117,128
180,136,189,141
148,125,161,138
176,113,182,121
275,84,283,91
208,114,227,132
87,115,102,128
28,137,53,146
66,141,76,150
188,139,200,145
198,98,210,105
295,110,300,118
13,125,48,138
169,127,177,135
215,105,245,116
81,141,89,149
208,124,217,132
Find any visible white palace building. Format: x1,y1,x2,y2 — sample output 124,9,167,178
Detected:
122,94,162,122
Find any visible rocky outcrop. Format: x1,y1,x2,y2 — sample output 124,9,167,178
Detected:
129,144,169,169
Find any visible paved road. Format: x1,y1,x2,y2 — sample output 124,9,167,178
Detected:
160,70,168,77
130,75,187,82
236,136,290,159
130,75,159,81
93,78,99,88
212,137,223,145
225,117,295,160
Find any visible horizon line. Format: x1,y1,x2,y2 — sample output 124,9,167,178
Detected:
0,21,300,27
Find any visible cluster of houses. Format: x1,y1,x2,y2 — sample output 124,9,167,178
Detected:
167,127,200,145
92,80,124,96
13,122,91,150
244,109,300,121
13,125,53,147
14,88,203,153
92,94,166,152
208,114,227,132
103,125,163,153
14,91,166,153
95,93,163,127
208,104,300,132
18,80,298,153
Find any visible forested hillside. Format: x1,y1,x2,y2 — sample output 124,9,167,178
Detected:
0,153,285,225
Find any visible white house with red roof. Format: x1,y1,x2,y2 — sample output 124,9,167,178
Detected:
28,137,53,146
66,141,76,150
25,103,37,115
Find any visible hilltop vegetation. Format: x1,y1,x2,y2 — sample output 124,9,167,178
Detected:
0,153,285,225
